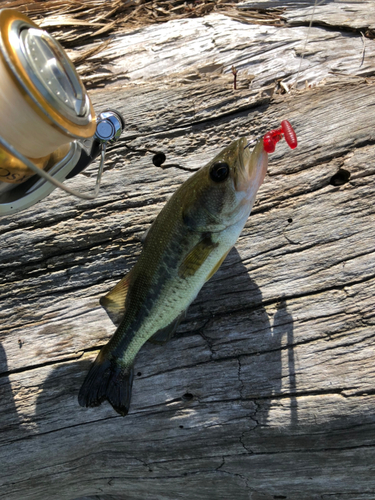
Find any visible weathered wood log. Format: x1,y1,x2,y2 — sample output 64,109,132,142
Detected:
1,1,375,499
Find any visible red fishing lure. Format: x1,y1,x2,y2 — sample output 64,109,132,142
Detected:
263,120,298,153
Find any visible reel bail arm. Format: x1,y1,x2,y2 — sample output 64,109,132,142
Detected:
0,110,125,215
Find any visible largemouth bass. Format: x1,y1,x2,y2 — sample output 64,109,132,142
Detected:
79,137,268,416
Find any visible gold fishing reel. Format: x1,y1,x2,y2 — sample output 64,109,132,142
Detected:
0,9,124,215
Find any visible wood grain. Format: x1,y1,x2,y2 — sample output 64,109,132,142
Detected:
1,1,375,499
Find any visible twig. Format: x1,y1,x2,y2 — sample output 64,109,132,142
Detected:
360,31,366,68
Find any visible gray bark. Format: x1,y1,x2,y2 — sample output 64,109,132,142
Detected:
1,1,375,499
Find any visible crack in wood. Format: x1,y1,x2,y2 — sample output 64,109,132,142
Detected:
214,454,252,489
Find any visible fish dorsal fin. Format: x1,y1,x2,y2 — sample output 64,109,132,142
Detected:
100,269,134,327
148,310,187,345
140,224,152,245
178,234,219,279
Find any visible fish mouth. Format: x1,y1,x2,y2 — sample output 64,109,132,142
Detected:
235,137,268,195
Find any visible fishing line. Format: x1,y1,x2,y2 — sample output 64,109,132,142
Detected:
245,2,322,151
293,0,324,90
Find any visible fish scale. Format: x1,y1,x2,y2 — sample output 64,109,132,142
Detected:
121,219,248,366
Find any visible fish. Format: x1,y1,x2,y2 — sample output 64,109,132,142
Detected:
78,136,268,416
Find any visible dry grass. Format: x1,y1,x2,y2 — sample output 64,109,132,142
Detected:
2,0,284,44
1,0,285,87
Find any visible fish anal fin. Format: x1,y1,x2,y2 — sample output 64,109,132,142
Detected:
205,248,231,282
100,269,134,327
148,310,187,345
178,234,219,279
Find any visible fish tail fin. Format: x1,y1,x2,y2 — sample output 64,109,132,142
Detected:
78,352,134,417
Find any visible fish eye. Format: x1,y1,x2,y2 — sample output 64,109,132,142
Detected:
209,161,230,182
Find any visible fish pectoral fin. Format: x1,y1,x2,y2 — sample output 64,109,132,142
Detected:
100,269,133,327
205,248,231,282
148,310,187,345
178,234,219,279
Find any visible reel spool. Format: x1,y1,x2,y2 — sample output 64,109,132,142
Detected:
0,9,124,215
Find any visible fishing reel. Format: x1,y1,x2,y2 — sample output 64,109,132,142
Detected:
0,9,124,216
